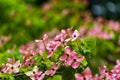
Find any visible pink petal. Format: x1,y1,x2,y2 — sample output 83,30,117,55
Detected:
71,62,80,69
83,67,92,79
75,73,84,80
51,62,59,70
59,54,67,61
64,46,71,55
42,34,48,40
47,51,54,58
45,69,55,76
99,66,107,79
70,50,77,56
8,58,14,64
76,56,84,62
35,40,42,43
39,73,45,80
71,30,80,41
66,56,74,66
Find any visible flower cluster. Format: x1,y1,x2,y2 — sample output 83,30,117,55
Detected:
0,58,21,74
75,60,120,80
0,28,119,80
0,29,85,80
79,24,114,40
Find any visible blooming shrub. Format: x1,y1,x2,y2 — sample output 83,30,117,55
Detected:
0,28,120,80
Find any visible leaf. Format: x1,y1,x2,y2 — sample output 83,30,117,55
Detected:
82,37,96,55
9,76,15,80
81,58,88,67
47,75,62,80
44,59,51,68
0,73,13,80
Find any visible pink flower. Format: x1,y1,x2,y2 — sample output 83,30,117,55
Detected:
1,58,21,74
74,67,95,80
35,34,48,55
51,62,59,70
19,42,35,55
25,66,45,80
60,46,84,69
53,33,67,46
64,46,72,55
45,62,59,76
67,29,80,41
36,41,45,56
71,30,80,41
46,42,58,58
59,54,67,61
22,56,36,67
108,21,120,31
0,64,9,73
66,56,74,66
71,61,80,69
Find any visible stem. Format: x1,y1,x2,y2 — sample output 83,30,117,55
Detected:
13,73,25,77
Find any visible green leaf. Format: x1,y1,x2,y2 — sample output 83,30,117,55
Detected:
0,73,11,80
81,58,88,67
82,37,96,55
47,75,62,80
9,76,15,80
44,59,51,68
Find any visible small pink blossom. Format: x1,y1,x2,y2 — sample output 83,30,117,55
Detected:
19,42,35,55
36,41,45,56
45,62,59,76
22,56,36,67
71,61,80,69
25,66,45,80
46,42,58,58
60,46,84,69
59,54,67,61
66,56,74,66
1,58,21,74
71,30,80,41
74,67,94,80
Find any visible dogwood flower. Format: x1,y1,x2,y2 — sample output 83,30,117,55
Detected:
25,66,45,80
71,30,80,41
74,67,94,80
45,62,59,76
1,58,21,74
60,46,84,69
46,42,58,58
